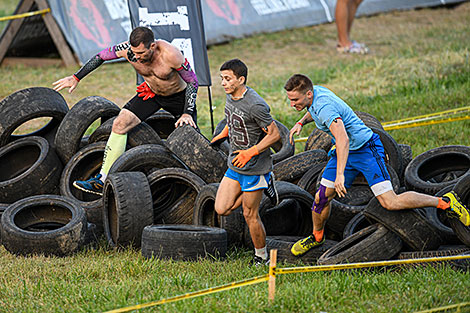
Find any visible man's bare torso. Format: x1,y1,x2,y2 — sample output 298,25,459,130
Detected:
126,40,186,96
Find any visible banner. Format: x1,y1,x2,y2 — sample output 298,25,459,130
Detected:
127,0,211,86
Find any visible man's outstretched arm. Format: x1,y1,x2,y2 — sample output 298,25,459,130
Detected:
52,42,128,93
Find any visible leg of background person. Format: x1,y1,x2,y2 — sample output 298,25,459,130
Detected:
335,0,352,48
376,190,439,211
99,109,140,181
215,176,243,216
347,0,363,37
242,189,265,250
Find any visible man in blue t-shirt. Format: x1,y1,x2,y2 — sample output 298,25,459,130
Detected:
284,74,470,256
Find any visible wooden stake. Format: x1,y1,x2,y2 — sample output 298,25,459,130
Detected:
268,249,277,302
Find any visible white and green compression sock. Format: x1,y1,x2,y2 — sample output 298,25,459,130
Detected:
99,132,127,181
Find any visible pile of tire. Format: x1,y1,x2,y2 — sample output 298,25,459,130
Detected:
1,88,469,269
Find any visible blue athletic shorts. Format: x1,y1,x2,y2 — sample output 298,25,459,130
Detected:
321,133,393,196
224,168,271,192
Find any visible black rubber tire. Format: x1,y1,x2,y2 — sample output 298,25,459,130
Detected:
273,149,327,183
363,198,444,251
244,181,314,248
109,144,187,176
0,204,8,244
212,118,295,164
102,172,153,248
448,173,470,247
317,224,402,265
0,136,62,203
148,167,206,225
304,128,332,153
266,236,338,265
54,96,120,164
193,183,220,227
404,145,470,195
165,124,227,184
0,87,69,148
370,127,403,176
422,185,460,244
144,110,176,139
88,117,163,147
296,162,328,196
59,142,106,234
354,111,384,130
262,199,302,236
0,195,87,256
342,212,372,239
397,245,470,271
271,120,295,164
141,224,227,260
398,143,413,186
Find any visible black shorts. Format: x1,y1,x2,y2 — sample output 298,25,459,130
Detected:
123,88,197,124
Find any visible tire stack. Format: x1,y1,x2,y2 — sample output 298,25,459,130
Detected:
1,88,469,268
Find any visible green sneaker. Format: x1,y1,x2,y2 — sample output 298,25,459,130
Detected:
291,235,325,256
443,191,470,226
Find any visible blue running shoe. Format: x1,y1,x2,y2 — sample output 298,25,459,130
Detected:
73,174,104,195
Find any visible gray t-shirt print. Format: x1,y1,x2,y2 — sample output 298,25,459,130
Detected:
225,87,274,175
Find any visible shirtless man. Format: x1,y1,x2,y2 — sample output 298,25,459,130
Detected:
53,26,198,195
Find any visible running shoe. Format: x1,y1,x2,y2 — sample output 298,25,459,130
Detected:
264,172,279,206
73,174,104,196
443,191,470,226
337,41,369,54
250,255,270,266
291,235,325,256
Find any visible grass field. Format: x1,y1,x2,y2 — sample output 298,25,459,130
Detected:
0,2,470,312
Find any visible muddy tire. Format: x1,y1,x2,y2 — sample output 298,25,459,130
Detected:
109,144,187,176
317,224,402,265
267,236,338,265
398,245,470,271
342,212,372,239
103,172,153,248
0,87,69,148
354,111,384,130
193,183,220,227
0,136,62,203
371,127,403,175
304,128,332,153
404,145,470,195
0,195,87,256
88,117,163,147
59,142,105,234
273,150,327,183
148,167,206,225
166,124,227,183
141,225,227,260
144,110,176,139
54,96,120,164
363,198,443,251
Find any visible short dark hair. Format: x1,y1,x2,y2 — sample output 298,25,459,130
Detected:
220,59,248,84
129,27,155,48
284,74,313,93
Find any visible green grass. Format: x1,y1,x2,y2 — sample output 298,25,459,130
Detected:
0,1,470,312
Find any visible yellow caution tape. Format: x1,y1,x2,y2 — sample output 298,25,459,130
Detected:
105,254,469,312
294,106,470,143
103,274,269,313
413,302,470,313
0,8,51,22
275,254,470,275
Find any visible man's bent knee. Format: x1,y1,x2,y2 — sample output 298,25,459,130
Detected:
112,109,140,134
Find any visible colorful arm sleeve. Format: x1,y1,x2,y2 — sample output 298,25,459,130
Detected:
176,58,199,115
74,43,129,80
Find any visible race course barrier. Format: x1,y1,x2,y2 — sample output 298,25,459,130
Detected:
0,8,50,22
104,250,470,312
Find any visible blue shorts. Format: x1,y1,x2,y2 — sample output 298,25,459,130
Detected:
321,133,393,196
224,168,271,192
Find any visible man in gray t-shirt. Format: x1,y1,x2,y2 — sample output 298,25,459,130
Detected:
211,59,280,266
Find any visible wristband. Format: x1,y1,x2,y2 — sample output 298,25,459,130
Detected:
296,121,303,127
72,75,80,82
